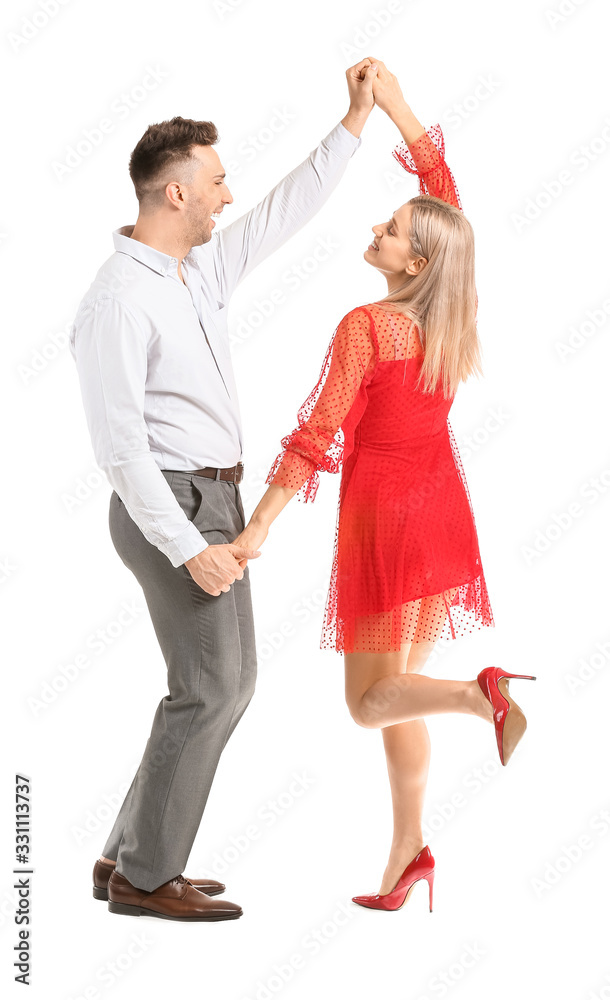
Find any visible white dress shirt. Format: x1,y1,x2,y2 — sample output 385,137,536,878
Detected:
69,121,361,567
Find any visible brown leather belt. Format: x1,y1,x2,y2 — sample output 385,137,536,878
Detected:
188,462,244,484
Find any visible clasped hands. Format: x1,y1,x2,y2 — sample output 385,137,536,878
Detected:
344,56,410,123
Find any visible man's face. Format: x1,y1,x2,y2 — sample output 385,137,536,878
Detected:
174,144,233,248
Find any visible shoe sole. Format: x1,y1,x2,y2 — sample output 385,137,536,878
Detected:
478,670,536,766
93,886,224,901
107,900,242,920
497,677,532,765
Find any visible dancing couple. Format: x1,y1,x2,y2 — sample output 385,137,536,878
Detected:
70,57,535,921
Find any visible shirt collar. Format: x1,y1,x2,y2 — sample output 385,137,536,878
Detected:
112,225,186,277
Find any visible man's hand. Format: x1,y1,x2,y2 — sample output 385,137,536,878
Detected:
341,58,379,137
184,543,261,596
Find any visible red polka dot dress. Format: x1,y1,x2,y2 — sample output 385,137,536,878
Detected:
266,124,495,654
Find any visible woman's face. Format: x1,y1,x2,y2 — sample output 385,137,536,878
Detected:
364,202,427,283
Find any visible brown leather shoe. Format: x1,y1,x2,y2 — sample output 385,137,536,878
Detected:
92,858,225,901
107,870,242,921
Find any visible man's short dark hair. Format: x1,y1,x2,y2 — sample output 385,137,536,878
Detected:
129,116,219,207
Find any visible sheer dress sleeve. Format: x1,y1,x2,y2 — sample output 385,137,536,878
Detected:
265,307,377,502
392,123,462,211
394,124,476,312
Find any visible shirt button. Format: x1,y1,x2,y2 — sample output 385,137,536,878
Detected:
160,267,166,274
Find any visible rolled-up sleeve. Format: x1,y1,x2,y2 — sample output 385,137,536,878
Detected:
70,295,208,567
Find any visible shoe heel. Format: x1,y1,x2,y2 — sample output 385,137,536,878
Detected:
93,886,108,901
108,900,142,916
425,871,434,912
502,673,536,681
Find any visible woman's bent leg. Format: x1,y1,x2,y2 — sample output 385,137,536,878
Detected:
344,630,492,894
345,651,493,729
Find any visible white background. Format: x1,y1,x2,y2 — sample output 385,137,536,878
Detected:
2,0,610,997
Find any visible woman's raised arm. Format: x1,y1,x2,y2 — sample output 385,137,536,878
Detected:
371,59,462,210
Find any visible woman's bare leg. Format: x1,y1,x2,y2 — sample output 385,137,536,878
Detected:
345,653,493,730
345,651,491,893
344,592,494,894
377,640,435,895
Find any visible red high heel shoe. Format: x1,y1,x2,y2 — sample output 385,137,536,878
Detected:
352,845,435,912
477,667,536,766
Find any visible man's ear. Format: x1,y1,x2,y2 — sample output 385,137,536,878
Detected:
167,181,190,210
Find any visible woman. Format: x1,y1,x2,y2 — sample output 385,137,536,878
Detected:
232,61,536,913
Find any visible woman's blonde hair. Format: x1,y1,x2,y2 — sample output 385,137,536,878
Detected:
376,194,483,399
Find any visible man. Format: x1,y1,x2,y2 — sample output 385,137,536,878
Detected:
70,59,378,921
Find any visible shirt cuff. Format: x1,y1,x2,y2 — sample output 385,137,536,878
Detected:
323,120,362,158
157,520,209,568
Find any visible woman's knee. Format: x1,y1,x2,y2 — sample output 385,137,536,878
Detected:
348,698,379,729
344,649,406,726
347,675,404,728
346,694,371,728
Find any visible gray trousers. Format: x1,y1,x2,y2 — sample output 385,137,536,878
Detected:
101,470,257,893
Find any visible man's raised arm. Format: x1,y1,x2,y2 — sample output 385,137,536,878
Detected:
214,59,378,300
